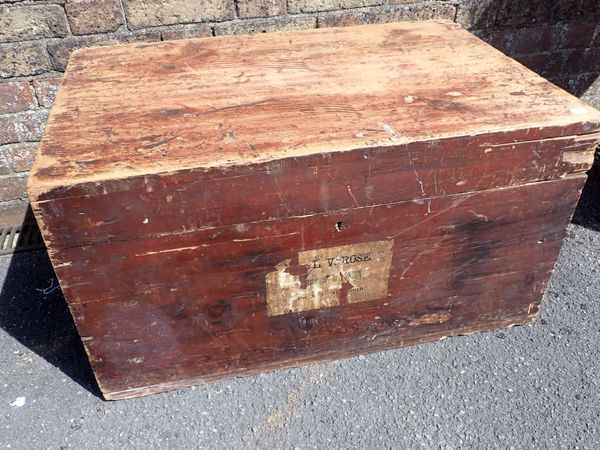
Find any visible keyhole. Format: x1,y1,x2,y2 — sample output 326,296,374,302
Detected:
335,221,345,232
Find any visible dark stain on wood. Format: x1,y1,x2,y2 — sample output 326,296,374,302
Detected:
449,218,497,290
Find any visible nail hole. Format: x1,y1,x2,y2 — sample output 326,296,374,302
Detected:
335,221,345,232
299,315,317,331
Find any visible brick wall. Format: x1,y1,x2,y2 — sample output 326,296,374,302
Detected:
1,0,599,225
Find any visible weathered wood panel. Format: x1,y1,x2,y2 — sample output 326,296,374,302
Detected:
49,177,582,399
32,131,598,249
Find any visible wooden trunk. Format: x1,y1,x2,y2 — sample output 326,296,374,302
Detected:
28,21,600,400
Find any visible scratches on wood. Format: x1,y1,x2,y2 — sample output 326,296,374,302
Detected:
380,122,404,142
134,245,202,257
31,130,598,251
407,151,426,197
29,21,600,193
388,195,471,239
345,185,359,208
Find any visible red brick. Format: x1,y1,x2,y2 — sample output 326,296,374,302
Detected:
7,109,48,143
47,31,161,71
580,48,600,72
0,148,10,175
0,175,28,202
0,199,30,226
6,142,38,172
565,47,600,75
559,20,597,49
214,16,316,36
456,0,497,29
495,0,537,28
365,4,456,24
237,0,286,18
595,24,600,46
472,29,514,54
0,116,18,145
288,0,381,14
0,4,69,43
317,11,364,28
514,51,569,79
424,4,457,20
161,24,213,41
123,0,235,30
0,81,36,114
0,42,52,78
458,0,591,30
506,0,595,28
32,78,63,108
66,0,125,35
514,53,548,74
510,25,555,55
573,0,600,23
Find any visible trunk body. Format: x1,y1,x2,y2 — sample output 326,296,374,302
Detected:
28,21,600,399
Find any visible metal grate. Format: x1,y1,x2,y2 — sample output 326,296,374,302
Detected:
0,222,45,256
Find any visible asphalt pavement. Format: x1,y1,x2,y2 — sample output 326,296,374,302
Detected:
1,164,599,449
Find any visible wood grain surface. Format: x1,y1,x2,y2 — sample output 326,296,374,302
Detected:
33,130,599,250
28,20,600,399
29,21,600,194
59,177,584,399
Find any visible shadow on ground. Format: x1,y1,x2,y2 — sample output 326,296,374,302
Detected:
573,153,600,231
0,208,100,398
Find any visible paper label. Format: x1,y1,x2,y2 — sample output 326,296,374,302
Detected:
266,240,394,316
